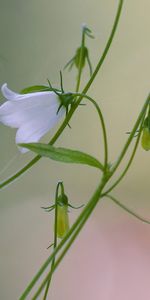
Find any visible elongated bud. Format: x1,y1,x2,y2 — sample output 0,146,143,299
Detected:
141,127,150,151
75,46,88,70
56,194,69,239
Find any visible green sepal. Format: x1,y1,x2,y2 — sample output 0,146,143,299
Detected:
58,93,75,109
57,194,68,206
19,143,104,171
83,25,94,39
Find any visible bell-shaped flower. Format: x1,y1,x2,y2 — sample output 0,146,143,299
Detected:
0,83,65,153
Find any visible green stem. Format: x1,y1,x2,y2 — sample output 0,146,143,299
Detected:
79,0,124,97
75,26,85,92
42,184,59,300
27,179,106,299
110,94,150,176
103,117,144,195
106,194,150,224
73,93,108,169
0,0,124,190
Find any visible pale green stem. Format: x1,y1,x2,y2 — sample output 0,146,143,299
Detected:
0,0,124,190
75,27,85,92
109,94,150,176
72,93,108,170
106,194,150,224
42,184,59,300
103,116,144,195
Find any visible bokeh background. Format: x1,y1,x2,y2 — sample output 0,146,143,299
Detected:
0,0,150,299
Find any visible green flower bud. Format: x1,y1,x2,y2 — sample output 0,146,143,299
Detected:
141,127,150,151
56,194,69,239
75,46,88,70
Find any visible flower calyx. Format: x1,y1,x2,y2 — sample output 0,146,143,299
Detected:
47,75,75,117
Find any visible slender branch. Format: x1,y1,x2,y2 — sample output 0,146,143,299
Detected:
103,117,144,195
78,0,124,97
0,0,124,190
75,26,85,92
72,93,108,169
106,194,150,224
110,94,150,176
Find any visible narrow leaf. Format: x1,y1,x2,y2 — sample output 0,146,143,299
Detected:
20,85,51,94
19,143,104,171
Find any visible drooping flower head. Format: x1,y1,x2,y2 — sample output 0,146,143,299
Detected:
0,84,66,153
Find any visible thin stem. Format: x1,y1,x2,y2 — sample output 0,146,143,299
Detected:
86,53,92,76
79,0,124,96
0,153,20,177
110,94,150,176
103,117,144,195
0,155,41,190
72,93,108,169
0,0,124,190
42,184,59,300
75,27,85,92
106,194,150,224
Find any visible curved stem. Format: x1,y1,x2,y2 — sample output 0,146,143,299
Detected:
110,94,150,177
106,194,150,224
73,93,108,169
0,0,124,190
103,119,143,195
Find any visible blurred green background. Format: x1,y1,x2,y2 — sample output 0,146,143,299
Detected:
0,1,150,299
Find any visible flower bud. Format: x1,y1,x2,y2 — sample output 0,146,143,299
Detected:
56,194,69,239
141,127,150,151
75,46,88,70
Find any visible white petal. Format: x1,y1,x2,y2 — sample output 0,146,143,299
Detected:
0,84,66,153
1,83,21,100
1,83,59,103
0,90,61,128
15,105,65,153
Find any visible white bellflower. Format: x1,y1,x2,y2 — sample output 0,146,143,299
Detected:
0,84,65,153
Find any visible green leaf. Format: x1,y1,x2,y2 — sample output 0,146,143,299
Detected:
19,143,104,171
20,85,51,94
